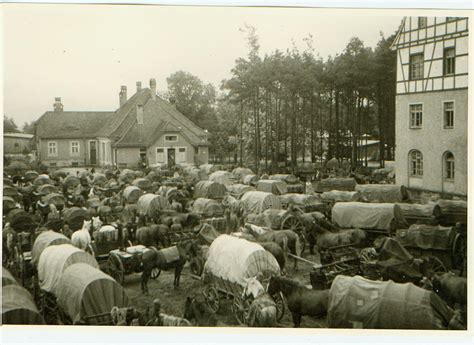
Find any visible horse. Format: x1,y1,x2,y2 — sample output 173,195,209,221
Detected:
183,296,218,326
431,272,467,307
243,277,277,327
140,240,196,294
266,276,329,328
71,219,94,255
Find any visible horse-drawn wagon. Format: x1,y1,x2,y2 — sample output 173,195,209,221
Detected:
200,234,284,325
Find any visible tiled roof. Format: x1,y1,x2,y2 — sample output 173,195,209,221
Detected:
36,111,115,139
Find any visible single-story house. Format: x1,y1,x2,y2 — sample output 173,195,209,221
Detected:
4,132,34,156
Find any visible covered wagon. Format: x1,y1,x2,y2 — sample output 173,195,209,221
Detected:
314,177,357,193
200,164,221,175
3,185,21,200
332,202,407,235
226,183,256,198
32,230,71,265
396,203,442,225
63,207,89,231
2,283,45,324
240,191,282,215
33,174,52,186
232,167,254,181
242,174,259,186
37,184,58,196
355,184,408,203
328,275,452,329
192,198,224,218
56,263,129,325
278,193,327,213
194,180,226,200
3,196,18,213
63,175,80,190
320,190,364,203
209,170,235,186
436,199,467,225
118,169,136,184
3,266,18,286
270,174,304,193
92,173,107,186
24,170,39,182
256,179,288,195
132,178,153,191
137,193,170,220
201,234,283,325
122,186,142,204
44,193,65,211
186,167,208,182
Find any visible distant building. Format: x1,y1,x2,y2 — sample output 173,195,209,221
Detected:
391,16,468,195
35,79,209,168
4,132,34,157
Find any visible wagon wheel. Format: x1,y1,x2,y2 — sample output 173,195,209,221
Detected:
422,256,447,278
189,257,204,276
281,215,306,255
232,295,251,326
272,291,285,322
107,252,124,285
451,233,466,271
151,268,161,279
203,285,220,313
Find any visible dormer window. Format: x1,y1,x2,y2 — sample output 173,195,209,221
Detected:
165,135,178,142
137,104,144,125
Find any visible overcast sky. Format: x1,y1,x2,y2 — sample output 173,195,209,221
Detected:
3,4,404,126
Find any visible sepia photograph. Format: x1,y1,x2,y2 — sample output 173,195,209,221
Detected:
1,1,470,338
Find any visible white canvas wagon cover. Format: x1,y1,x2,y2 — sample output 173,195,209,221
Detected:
37,244,98,294
194,180,227,199
32,230,71,265
209,170,235,186
2,266,17,286
202,235,280,287
192,198,224,218
226,183,255,197
2,284,45,325
331,202,405,231
240,191,282,215
328,275,452,329
56,263,129,325
256,179,288,195
232,167,254,180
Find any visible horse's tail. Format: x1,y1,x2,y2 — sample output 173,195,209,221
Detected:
258,306,277,327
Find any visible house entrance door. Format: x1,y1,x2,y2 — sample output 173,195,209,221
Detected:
167,148,176,167
90,141,97,165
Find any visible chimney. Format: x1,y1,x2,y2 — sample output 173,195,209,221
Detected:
149,78,156,101
53,97,63,112
169,97,177,108
119,86,127,107
136,81,142,92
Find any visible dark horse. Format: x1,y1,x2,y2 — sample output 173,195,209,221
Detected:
183,296,218,326
267,276,329,328
140,240,196,294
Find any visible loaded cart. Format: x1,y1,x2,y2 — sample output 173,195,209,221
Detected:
201,234,285,325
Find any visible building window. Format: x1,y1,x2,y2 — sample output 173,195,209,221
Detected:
410,150,423,177
409,104,423,128
137,104,144,125
48,141,57,156
165,135,178,142
178,147,186,162
443,48,455,75
444,152,455,180
443,101,454,128
156,148,165,163
418,17,427,28
410,53,424,80
70,141,80,156
194,147,199,155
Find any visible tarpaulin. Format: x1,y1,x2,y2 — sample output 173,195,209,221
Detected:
240,191,282,215
256,180,288,195
194,181,226,199
209,171,235,186
32,230,71,265
192,198,224,218
396,224,456,251
2,285,45,325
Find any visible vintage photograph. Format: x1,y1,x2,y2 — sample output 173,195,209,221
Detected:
2,3,469,331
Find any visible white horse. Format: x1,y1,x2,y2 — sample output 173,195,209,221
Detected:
71,219,93,254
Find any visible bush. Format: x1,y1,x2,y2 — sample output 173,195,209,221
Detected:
5,161,29,176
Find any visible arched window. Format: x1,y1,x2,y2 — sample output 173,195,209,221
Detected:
444,152,455,180
409,150,423,176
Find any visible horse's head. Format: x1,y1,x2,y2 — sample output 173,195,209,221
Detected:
82,219,92,231
243,276,265,299
91,216,103,230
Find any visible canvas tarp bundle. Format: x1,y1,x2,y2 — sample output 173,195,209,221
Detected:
56,263,129,325
242,174,259,186
315,177,357,193
132,178,152,191
436,199,467,215
192,198,224,218
194,181,226,199
137,193,170,218
187,168,208,182
24,170,39,182
64,175,80,189
232,167,254,180
209,171,235,186
269,174,299,184
34,174,52,186
37,244,98,294
2,285,45,325
332,202,405,231
119,169,136,184
123,186,142,204
320,190,364,203
241,191,282,215
2,267,17,286
44,193,65,209
278,193,325,212
32,230,71,265
203,235,280,287
328,275,451,329
355,184,408,203
396,224,456,251
226,184,255,197
256,180,288,195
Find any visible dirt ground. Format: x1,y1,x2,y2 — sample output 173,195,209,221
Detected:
124,252,328,328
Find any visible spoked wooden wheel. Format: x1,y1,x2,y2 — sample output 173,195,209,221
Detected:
281,215,306,255
452,233,466,270
107,253,124,285
422,256,447,278
272,291,285,322
189,257,204,276
232,295,251,326
203,285,220,313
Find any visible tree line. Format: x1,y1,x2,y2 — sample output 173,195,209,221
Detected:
167,26,397,174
